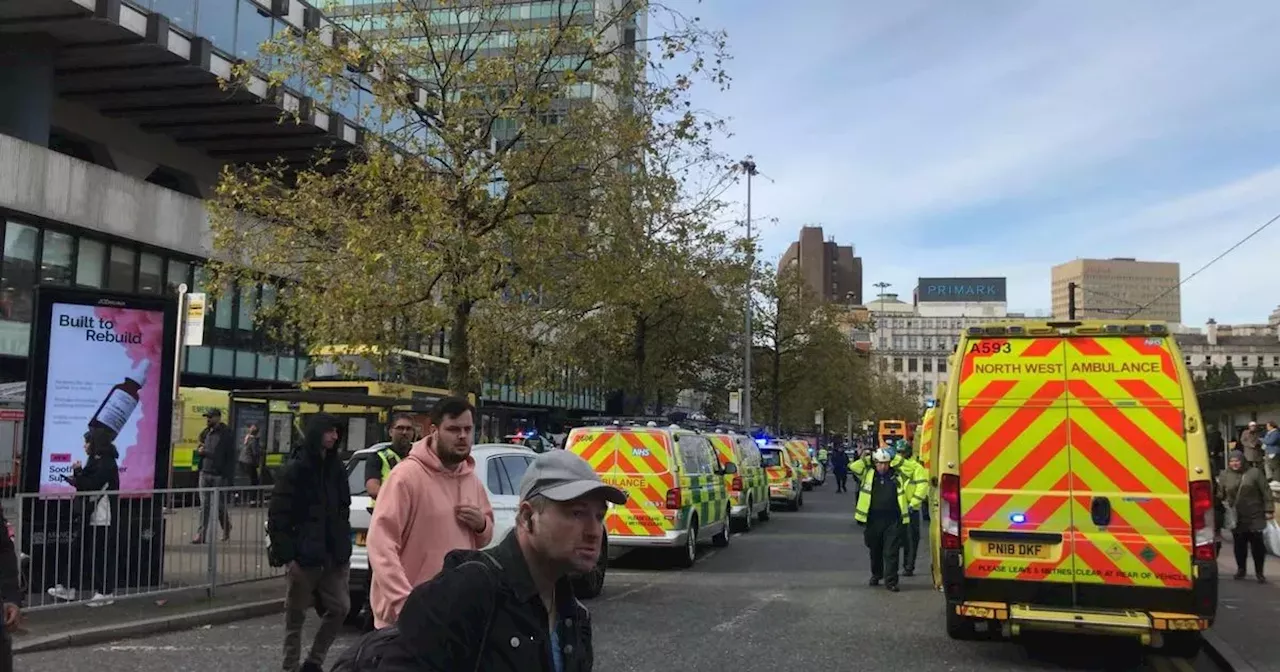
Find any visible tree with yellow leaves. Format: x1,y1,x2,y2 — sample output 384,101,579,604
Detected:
208,0,730,396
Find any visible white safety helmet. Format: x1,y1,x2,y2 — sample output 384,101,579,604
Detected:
872,448,893,463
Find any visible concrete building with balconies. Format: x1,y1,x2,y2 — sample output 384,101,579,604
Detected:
0,0,604,426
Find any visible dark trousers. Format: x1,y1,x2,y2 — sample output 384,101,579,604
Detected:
72,524,116,594
283,563,350,671
241,462,261,487
0,621,11,672
900,509,921,572
834,472,848,492
865,512,903,585
1233,530,1267,576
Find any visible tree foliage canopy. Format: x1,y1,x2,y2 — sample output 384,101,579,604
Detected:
208,0,730,396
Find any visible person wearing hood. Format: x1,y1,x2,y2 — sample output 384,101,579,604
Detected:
367,396,494,628
1218,449,1273,583
47,426,120,606
268,413,351,672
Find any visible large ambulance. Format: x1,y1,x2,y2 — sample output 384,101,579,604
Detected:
932,320,1216,658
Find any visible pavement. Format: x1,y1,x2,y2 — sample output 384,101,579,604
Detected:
13,487,1241,672
1206,538,1280,672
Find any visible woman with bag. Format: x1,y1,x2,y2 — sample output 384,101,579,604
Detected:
47,427,120,606
1218,449,1273,583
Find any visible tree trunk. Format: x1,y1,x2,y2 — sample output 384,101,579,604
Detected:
629,316,648,415
448,298,474,397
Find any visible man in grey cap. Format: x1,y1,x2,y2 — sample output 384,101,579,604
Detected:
371,450,625,672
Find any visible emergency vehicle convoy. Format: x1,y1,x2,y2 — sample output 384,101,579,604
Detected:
928,320,1216,659
564,419,813,569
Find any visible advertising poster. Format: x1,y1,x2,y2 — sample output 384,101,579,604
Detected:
38,302,166,495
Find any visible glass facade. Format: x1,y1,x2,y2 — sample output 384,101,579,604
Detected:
0,213,306,382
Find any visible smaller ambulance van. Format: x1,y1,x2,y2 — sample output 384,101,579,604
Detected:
708,432,771,531
566,423,732,569
933,320,1215,658
760,442,803,510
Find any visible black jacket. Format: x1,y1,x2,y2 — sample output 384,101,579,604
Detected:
71,447,120,527
198,422,237,480
267,414,351,568
0,508,20,606
377,533,594,672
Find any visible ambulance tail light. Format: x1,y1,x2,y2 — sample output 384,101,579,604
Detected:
1190,481,1215,561
731,475,743,492
940,474,962,550
665,487,682,510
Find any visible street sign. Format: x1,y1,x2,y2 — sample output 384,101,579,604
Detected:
729,391,741,414
185,292,207,346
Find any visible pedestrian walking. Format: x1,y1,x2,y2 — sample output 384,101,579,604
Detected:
893,440,927,577
1240,422,1263,472
0,508,20,672
370,449,625,671
47,426,120,606
1261,421,1279,482
367,397,494,628
850,447,926,592
193,408,234,543
363,413,416,511
831,445,850,493
267,413,352,672
240,423,263,488
1218,450,1273,583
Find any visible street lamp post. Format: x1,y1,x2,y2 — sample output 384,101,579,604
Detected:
741,157,757,429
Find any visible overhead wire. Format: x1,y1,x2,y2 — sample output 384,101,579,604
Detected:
1123,210,1280,319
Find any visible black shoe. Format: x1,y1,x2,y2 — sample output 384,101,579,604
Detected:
868,577,881,586
886,583,900,593
1234,570,1247,580
300,662,324,672
1258,574,1268,584
903,569,915,577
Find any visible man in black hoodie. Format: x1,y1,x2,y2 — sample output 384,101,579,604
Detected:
268,414,351,672
0,508,21,672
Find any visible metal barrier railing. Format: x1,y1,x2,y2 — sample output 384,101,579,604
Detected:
9,484,280,611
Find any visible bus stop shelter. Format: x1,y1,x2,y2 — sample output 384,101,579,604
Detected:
228,388,435,465
1196,379,1280,453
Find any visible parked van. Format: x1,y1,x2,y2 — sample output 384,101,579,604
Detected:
933,320,1215,657
760,442,803,510
566,423,732,568
708,432,770,531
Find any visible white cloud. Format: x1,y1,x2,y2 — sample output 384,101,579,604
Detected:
670,0,1280,324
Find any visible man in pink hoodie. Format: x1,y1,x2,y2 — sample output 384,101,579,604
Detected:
367,397,494,628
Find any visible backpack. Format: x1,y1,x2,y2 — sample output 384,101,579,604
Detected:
329,553,504,672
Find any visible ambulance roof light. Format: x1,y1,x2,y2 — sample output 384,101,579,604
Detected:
1122,324,1146,334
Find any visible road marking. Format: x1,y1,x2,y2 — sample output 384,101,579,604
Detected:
711,592,785,632
603,583,655,602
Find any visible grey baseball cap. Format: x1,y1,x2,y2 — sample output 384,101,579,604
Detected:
518,450,627,505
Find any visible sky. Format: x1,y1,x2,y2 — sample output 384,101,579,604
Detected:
659,0,1280,325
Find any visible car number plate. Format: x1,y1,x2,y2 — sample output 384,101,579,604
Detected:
982,541,1051,560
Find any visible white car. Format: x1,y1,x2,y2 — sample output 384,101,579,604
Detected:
343,442,610,625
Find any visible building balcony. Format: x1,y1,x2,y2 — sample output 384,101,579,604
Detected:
0,0,439,165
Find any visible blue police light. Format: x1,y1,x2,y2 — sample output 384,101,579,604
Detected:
1010,512,1027,524
754,438,768,447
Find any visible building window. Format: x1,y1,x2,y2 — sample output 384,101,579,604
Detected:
40,230,74,286
138,253,163,294
892,335,903,349
908,358,918,373
107,245,136,292
922,336,933,349
1273,356,1279,367
893,357,903,372
922,358,932,373
1242,356,1250,366
167,259,191,295
0,222,39,323
878,336,887,348
75,238,106,288
908,335,919,350
938,358,947,373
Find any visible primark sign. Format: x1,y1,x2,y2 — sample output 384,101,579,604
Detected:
916,277,1007,303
